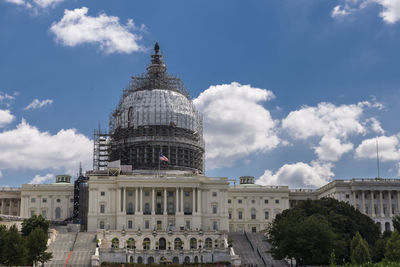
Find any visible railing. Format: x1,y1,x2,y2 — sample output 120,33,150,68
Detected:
257,247,267,266
244,231,254,250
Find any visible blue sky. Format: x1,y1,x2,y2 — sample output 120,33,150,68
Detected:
0,0,400,187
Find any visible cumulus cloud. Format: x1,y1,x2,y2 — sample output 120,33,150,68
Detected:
0,110,15,128
194,82,279,169
256,161,334,188
315,136,354,161
332,0,400,24
355,135,400,161
50,7,145,54
0,119,92,174
24,99,53,110
0,93,15,102
28,173,54,184
3,0,61,10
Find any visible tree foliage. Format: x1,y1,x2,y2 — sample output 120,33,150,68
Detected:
1,225,28,266
21,214,49,236
392,215,400,232
385,230,400,262
268,198,380,265
26,227,52,265
350,232,371,264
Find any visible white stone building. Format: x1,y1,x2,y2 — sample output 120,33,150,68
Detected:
19,175,74,220
0,187,21,216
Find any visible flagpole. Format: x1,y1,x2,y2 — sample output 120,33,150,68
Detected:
158,151,161,179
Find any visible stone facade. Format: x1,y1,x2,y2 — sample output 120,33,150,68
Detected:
0,187,21,216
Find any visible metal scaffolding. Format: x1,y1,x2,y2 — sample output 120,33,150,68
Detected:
93,127,110,171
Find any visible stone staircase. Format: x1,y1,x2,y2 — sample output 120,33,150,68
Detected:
228,232,265,266
45,227,96,267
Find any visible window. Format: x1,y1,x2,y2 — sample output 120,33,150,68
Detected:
157,191,162,197
346,194,350,199
238,199,242,204
212,192,217,197
55,207,61,219
100,205,105,213
100,221,105,229
30,210,35,217
157,220,162,231
128,191,133,196
356,194,359,199
128,202,133,213
238,211,243,219
228,199,231,204
42,210,46,218
57,199,60,203
145,192,150,196
213,221,218,230
42,198,47,203
70,198,73,203
111,238,119,249
251,199,255,204
252,227,257,233
144,203,150,213
229,211,232,219
128,220,133,229
185,192,190,197
101,191,105,196
145,220,150,229
168,191,174,197
205,238,212,249
186,220,191,229
31,198,36,203
265,211,269,220
264,199,269,204
212,204,217,214
251,208,256,220
275,199,279,204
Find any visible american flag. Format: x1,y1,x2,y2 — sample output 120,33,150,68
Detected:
159,154,169,162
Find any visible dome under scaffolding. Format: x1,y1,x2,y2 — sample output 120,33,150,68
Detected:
95,43,205,174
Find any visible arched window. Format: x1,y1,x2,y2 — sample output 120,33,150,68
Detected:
159,237,166,250
194,256,199,263
147,256,154,264
205,238,212,249
184,256,190,264
143,238,150,250
172,257,179,264
137,256,143,264
55,207,61,219
111,238,119,248
251,208,256,220
128,106,133,127
385,222,391,232
174,238,182,250
190,238,197,249
377,222,382,232
130,256,134,263
127,238,135,249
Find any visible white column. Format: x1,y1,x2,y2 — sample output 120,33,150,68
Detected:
122,187,126,213
152,188,155,214
192,188,196,213
117,188,121,213
361,191,365,214
371,191,375,217
140,187,143,212
389,191,393,217
180,188,184,213
175,188,179,214
380,191,384,217
353,191,356,208
164,188,167,214
135,188,138,213
1,199,4,214
49,196,53,220
197,189,201,214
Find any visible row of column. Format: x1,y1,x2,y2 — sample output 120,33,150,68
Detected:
352,190,400,217
0,198,20,216
117,187,202,216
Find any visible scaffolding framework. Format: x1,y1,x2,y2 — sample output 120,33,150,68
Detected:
93,129,110,171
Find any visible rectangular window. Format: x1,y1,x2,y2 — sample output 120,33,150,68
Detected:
252,227,257,233
145,191,150,196
42,198,47,203
212,192,217,197
238,199,242,204
70,198,73,203
186,220,191,229
185,192,190,197
238,211,243,219
264,199,268,204
157,220,162,230
100,204,105,213
229,211,232,219
346,194,350,199
101,191,105,196
31,198,36,203
157,191,162,197
228,199,231,204
145,220,150,229
265,211,269,219
128,220,133,229
212,205,217,214
213,221,218,230
30,210,35,217
128,191,133,196
251,200,255,204
42,210,46,218
168,191,174,197
275,199,279,204
100,221,105,229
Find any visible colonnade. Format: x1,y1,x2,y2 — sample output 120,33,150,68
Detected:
352,190,400,217
0,198,20,216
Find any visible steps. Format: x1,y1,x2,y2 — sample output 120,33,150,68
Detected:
246,232,288,267
228,233,265,266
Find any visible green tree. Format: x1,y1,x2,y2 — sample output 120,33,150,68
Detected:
21,214,49,236
268,198,379,265
329,249,336,267
385,230,400,262
350,232,371,264
26,227,52,266
393,215,400,232
0,225,7,264
2,225,27,266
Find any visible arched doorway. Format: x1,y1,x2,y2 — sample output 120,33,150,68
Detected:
184,256,190,264
130,256,134,263
385,222,391,232
194,256,199,263
159,237,166,250
190,238,197,249
147,256,154,264
377,222,382,232
172,256,179,264
137,256,143,264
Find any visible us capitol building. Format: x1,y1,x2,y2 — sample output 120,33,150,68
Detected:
1,44,400,265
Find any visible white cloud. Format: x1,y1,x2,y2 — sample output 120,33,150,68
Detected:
28,173,54,184
0,109,15,128
24,98,53,110
315,136,354,161
0,170,2,178
355,135,400,161
0,93,15,102
0,119,92,174
256,161,334,188
4,0,26,5
193,82,279,169
50,7,145,54
332,0,400,24
3,0,61,9
32,0,62,8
